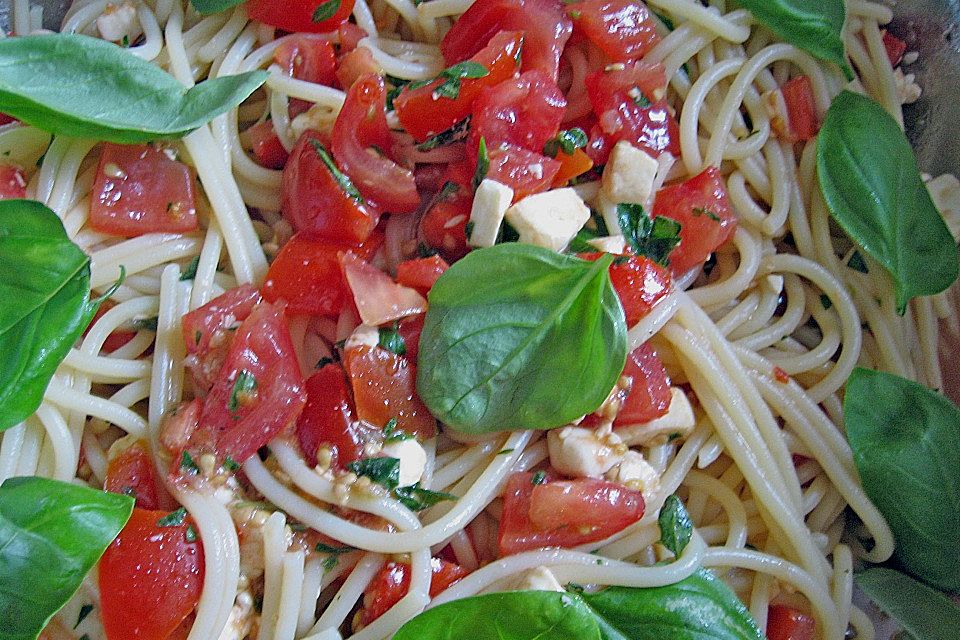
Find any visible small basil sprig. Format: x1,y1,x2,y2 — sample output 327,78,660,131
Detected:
416,244,627,433
844,368,960,591
738,0,853,79
616,203,682,267
818,91,959,313
0,34,267,143
0,477,134,640
658,494,693,556
347,457,456,510
190,0,243,14
0,200,109,431
856,568,960,640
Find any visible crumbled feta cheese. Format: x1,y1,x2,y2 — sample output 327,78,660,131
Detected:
602,140,660,206
216,590,256,640
380,438,427,487
97,3,142,44
606,450,660,505
506,566,565,592
586,234,627,254
903,51,919,66
289,104,339,141
926,173,960,243
616,388,696,447
547,425,627,478
504,187,590,252
345,324,380,351
468,179,514,248
894,68,922,104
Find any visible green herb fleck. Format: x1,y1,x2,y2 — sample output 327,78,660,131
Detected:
228,370,258,414
848,250,869,273
543,127,588,158
417,117,471,151
348,457,401,490
657,494,693,556
185,524,198,543
316,356,335,368
309,139,364,204
180,450,200,474
223,455,240,472
616,203,682,267
383,417,413,443
312,0,341,22
692,207,721,222
180,255,200,280
497,448,515,455
820,294,833,310
531,470,547,485
473,136,489,189
157,507,187,527
378,323,407,356
75,604,94,629
393,483,457,511
133,316,158,331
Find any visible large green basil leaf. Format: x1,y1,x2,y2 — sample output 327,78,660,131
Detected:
416,244,627,433
0,476,133,640
0,200,97,431
818,91,959,313
738,0,853,79
394,591,603,640
856,568,960,640
0,34,268,143
844,368,960,591
191,0,245,14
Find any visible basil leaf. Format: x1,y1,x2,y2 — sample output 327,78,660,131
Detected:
616,203,682,267
737,0,853,79
393,483,457,511
0,200,102,431
568,227,600,254
0,34,268,143
416,244,627,433
308,139,364,204
313,0,342,22
417,118,471,152
657,494,692,556
190,0,244,14
394,591,603,640
544,127,588,158
378,324,407,356
0,477,133,640
856,568,960,640
817,91,959,313
348,457,401,490
843,368,960,591
473,136,490,189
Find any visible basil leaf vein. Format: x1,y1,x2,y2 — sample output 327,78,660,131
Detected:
817,91,958,312
416,244,627,433
855,567,960,640
0,34,268,143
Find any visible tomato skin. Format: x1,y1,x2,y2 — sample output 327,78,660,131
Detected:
485,143,561,201
397,313,425,362
498,472,645,556
613,343,672,426
275,35,338,117
652,167,736,275
610,255,672,327
395,30,524,142
281,130,380,244
335,46,381,89
470,70,567,154
568,0,660,61
766,605,816,640
0,163,26,199
360,559,469,626
395,255,449,295
585,60,667,107
263,232,381,317
99,508,204,640
338,22,368,52
441,0,573,80
780,75,819,142
344,345,436,438
297,363,377,468
333,74,420,213
189,302,307,465
551,147,594,187
90,143,198,237
419,195,472,261
882,30,907,67
246,0,356,33
247,120,289,170
104,441,166,510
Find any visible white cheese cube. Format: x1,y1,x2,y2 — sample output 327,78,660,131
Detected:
506,566,565,592
344,324,380,351
468,179,514,248
927,173,960,243
602,140,660,206
504,187,590,252
587,234,627,254
547,425,626,478
616,388,696,447
380,439,427,487
97,2,142,44
606,450,661,506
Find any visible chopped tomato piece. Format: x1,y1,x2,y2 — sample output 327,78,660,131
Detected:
766,605,816,640
652,167,736,275
297,363,376,468
104,441,167,510
470,70,567,154
0,113,16,126
441,0,573,80
484,143,561,201
551,147,594,187
246,120,289,170
90,143,198,238
344,345,436,438
567,0,660,61
185,302,306,466
397,314,425,362
498,472,645,556
341,252,428,326
419,193,472,261
882,30,908,67
281,130,380,244
263,232,381,317
99,508,204,640
335,46,382,89
246,0,355,33
395,255,449,295
395,30,523,142
360,559,469,626
580,252,672,326
338,22,368,52
613,343,672,426
586,60,667,107
333,74,419,213
780,75,819,142
275,35,338,116
0,163,26,199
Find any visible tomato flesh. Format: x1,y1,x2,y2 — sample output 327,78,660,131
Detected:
247,120,289,170
568,0,660,61
99,508,204,640
419,195,472,261
498,472,645,556
613,343,672,426
781,75,819,142
341,252,428,326
297,363,376,468
90,143,198,237
882,30,907,67
485,143,561,201
281,130,380,243
361,558,469,626
246,0,356,33
275,35,338,116
470,70,566,154
0,163,26,199
766,605,816,640
333,74,419,213
395,30,524,142
551,147,594,187
652,167,736,275
610,255,672,327
395,255,449,295
104,441,167,510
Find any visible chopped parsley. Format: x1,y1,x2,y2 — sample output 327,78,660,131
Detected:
820,294,833,310
692,207,722,222
132,316,158,331
417,117,471,151
222,455,241,472
432,61,489,100
316,356,335,368
348,457,401,490
316,542,355,571
185,525,198,543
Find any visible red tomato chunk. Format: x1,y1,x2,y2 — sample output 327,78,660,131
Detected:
360,558,469,626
